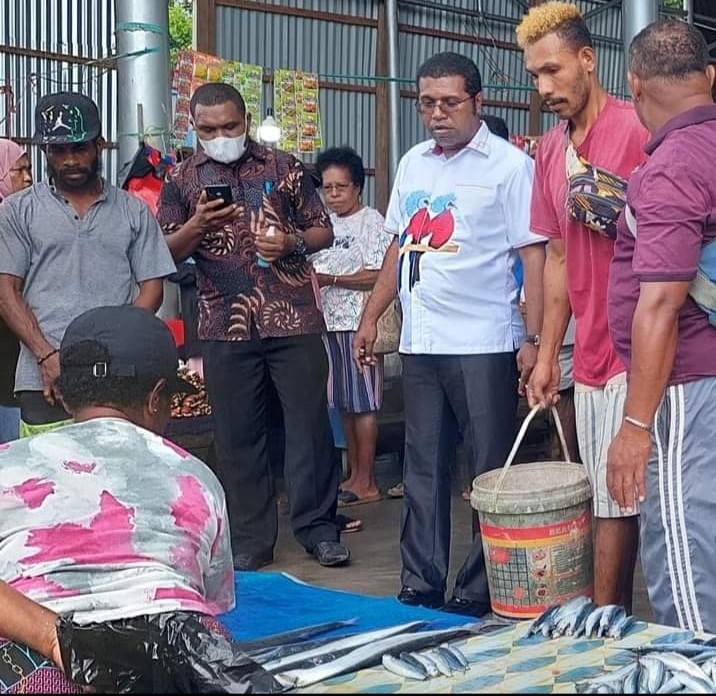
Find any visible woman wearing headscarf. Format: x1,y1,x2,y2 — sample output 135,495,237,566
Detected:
0,138,33,443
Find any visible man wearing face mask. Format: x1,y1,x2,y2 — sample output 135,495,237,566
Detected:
157,82,351,570
0,92,176,435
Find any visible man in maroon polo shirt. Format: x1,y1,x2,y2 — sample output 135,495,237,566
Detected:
607,19,716,632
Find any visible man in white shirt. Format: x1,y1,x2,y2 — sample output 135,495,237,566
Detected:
355,52,546,616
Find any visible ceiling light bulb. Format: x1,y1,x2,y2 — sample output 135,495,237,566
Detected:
258,114,281,144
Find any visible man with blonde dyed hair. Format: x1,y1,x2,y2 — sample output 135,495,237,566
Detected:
519,2,648,611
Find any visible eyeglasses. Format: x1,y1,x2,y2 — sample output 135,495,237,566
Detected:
323,183,355,193
414,95,474,114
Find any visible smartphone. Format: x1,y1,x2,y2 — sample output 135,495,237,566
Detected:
204,184,233,209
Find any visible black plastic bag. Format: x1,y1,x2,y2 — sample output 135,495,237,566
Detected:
56,611,285,693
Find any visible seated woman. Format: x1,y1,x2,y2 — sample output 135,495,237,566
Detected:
0,305,235,693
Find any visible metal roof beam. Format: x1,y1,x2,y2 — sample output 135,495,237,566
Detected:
583,0,621,22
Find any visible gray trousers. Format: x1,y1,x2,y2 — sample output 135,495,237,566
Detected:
400,352,518,603
642,377,716,633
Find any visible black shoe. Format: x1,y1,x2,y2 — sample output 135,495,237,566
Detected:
233,549,274,571
440,596,491,617
397,585,444,609
312,541,351,567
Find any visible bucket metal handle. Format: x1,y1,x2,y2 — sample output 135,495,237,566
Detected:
490,405,571,508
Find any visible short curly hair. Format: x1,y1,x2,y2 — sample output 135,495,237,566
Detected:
315,146,365,193
516,1,592,50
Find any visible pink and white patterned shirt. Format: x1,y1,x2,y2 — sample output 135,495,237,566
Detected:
0,418,234,624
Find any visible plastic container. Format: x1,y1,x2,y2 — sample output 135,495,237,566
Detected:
471,406,594,619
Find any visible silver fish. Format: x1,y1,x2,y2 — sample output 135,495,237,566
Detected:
437,645,466,673
553,595,593,635
639,655,667,693
597,605,623,638
425,648,453,677
576,661,639,693
262,620,426,672
527,604,560,637
251,633,362,662
274,625,476,689
637,642,716,659
607,613,636,640
646,651,713,684
441,642,470,670
382,654,426,681
398,651,428,678
584,605,610,639
669,671,716,693
235,618,358,654
571,601,598,637
622,661,640,694
409,651,440,678
655,675,689,693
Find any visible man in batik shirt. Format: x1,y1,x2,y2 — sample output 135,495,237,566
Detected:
158,82,350,570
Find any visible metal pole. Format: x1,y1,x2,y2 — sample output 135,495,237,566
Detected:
621,0,659,89
115,0,171,171
684,0,694,25
386,0,401,183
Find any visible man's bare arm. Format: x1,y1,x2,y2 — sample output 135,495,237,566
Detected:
132,278,165,313
0,273,54,360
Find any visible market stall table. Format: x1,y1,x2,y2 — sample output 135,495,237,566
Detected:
220,572,698,693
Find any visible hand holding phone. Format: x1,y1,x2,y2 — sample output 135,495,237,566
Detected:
204,184,233,209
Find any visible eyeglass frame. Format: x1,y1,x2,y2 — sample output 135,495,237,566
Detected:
414,94,477,115
322,182,357,193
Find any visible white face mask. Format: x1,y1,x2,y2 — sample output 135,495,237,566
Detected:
198,132,246,164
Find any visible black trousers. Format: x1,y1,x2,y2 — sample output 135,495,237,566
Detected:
17,391,71,425
400,352,518,603
202,330,339,558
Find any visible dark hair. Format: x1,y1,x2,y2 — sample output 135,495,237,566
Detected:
315,146,366,193
189,82,246,117
416,52,482,95
629,19,709,81
554,17,593,51
482,114,510,141
57,340,164,413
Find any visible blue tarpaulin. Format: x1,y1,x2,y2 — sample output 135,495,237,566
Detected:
219,571,475,642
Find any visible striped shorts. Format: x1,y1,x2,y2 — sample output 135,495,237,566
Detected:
641,378,716,633
574,372,636,518
324,331,383,414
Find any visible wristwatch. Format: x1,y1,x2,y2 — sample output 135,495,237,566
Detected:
292,234,307,256
524,334,541,346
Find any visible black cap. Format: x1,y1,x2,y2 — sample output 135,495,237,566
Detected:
60,306,198,395
33,92,101,145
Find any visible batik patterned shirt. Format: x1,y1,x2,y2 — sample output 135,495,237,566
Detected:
0,418,234,624
157,141,330,341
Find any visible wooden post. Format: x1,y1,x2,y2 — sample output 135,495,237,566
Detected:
374,2,390,215
194,0,217,54
527,0,544,136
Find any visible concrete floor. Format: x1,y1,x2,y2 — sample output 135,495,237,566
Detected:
265,438,654,624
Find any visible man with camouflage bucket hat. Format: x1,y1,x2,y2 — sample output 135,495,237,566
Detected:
0,91,176,435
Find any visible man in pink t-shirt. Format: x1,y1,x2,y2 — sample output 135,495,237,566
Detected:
517,2,648,611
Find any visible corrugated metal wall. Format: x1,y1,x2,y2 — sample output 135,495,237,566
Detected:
0,0,118,183
207,0,675,209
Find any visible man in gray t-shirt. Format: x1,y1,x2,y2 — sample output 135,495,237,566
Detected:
0,91,176,432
